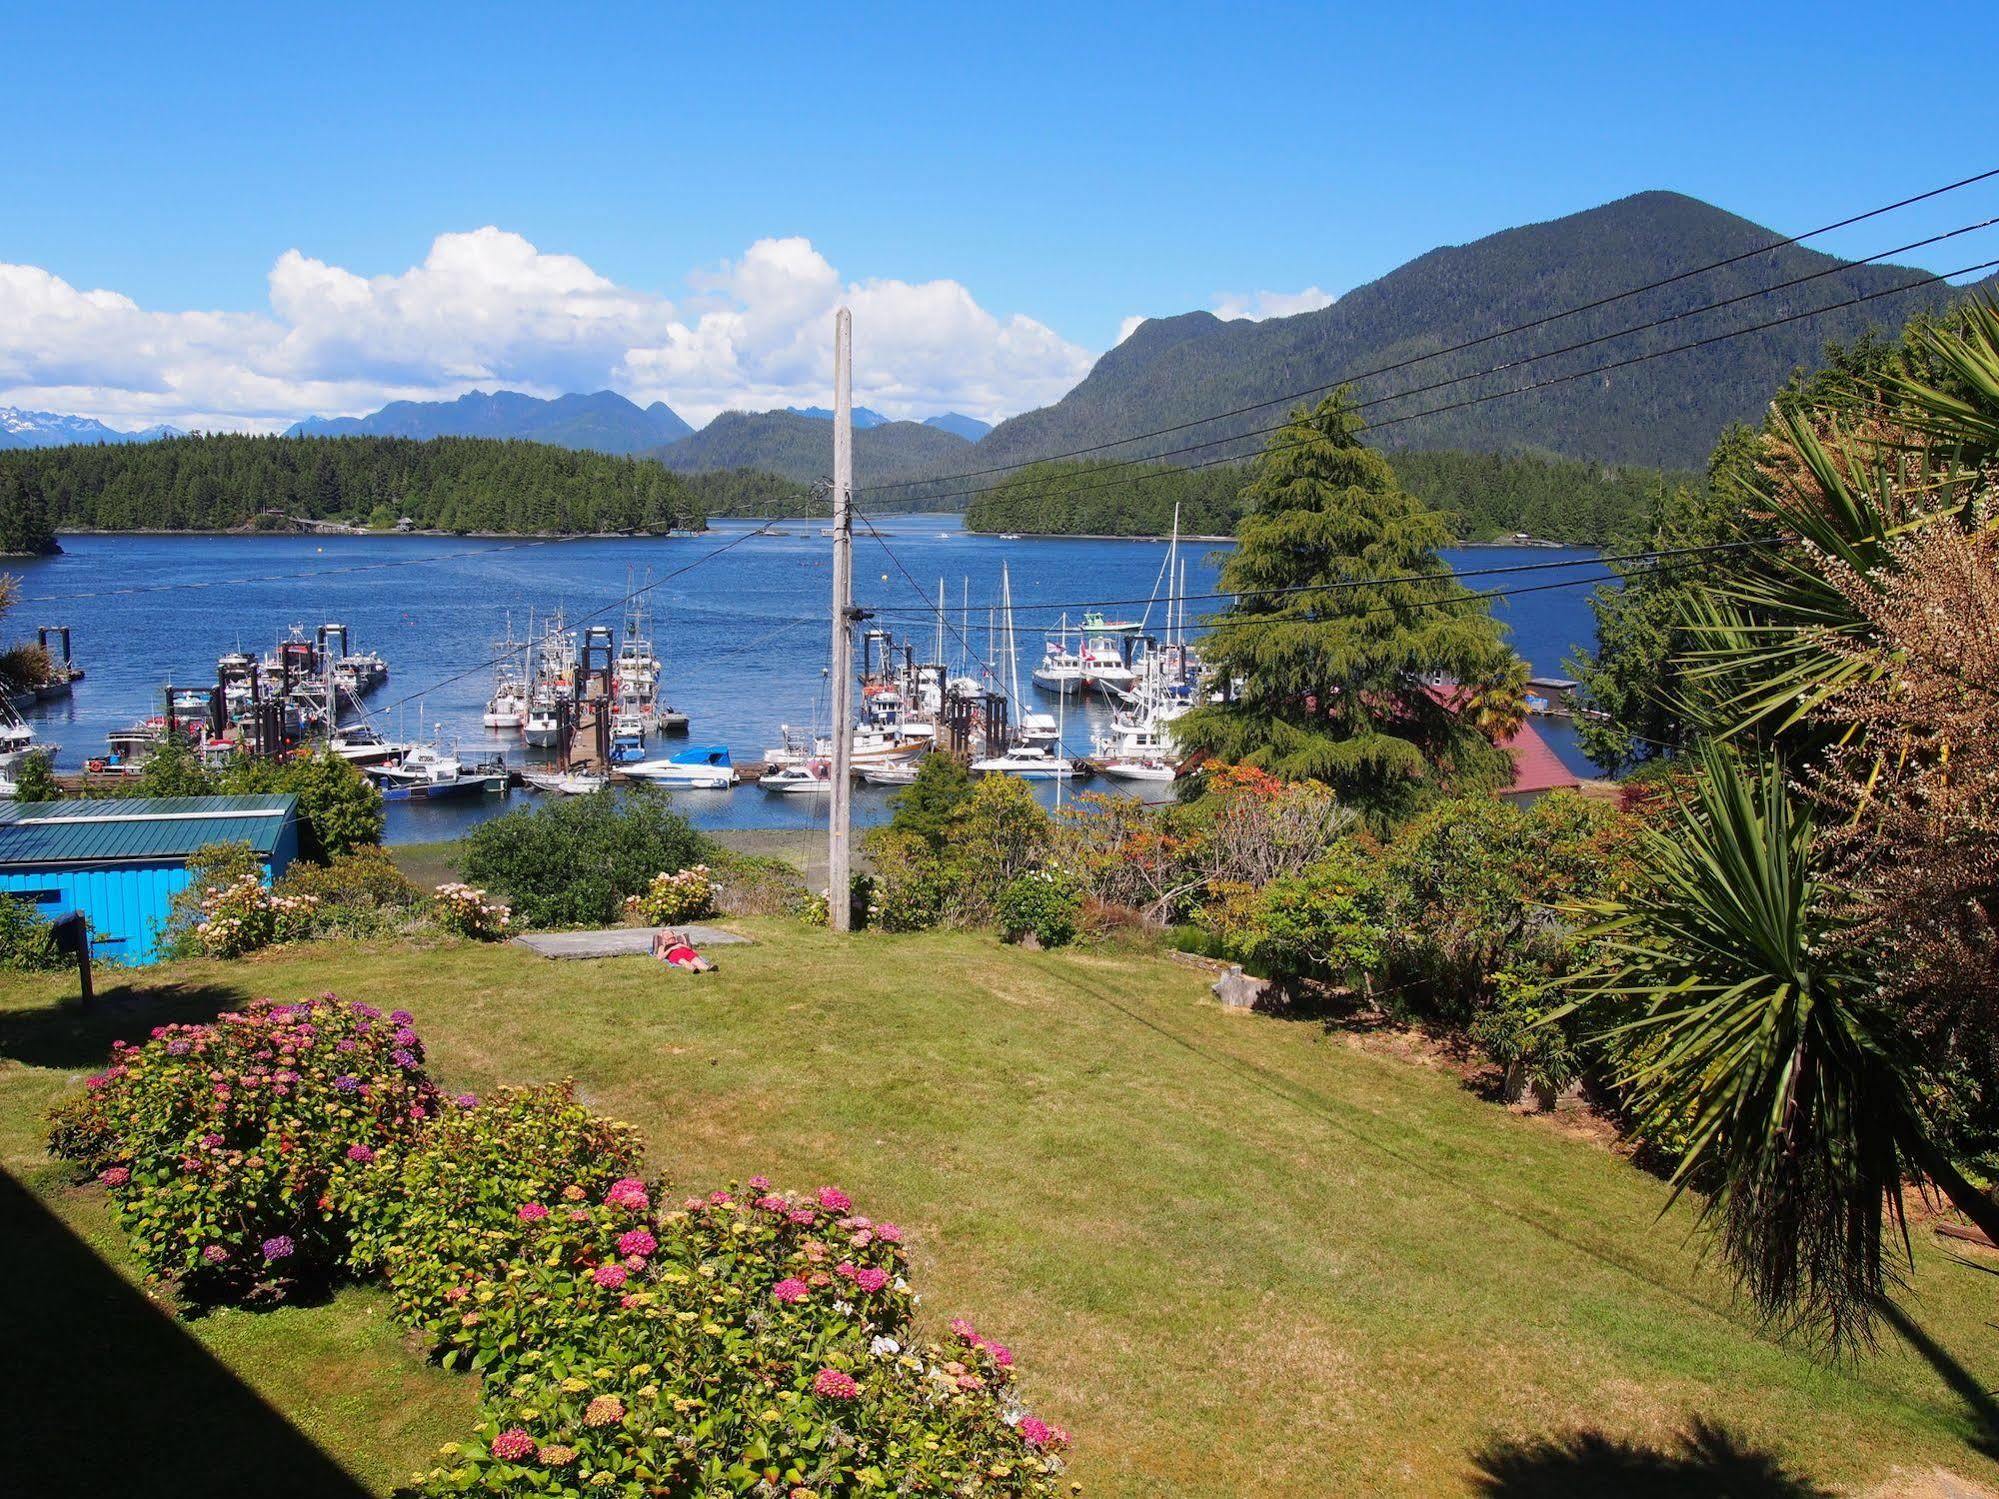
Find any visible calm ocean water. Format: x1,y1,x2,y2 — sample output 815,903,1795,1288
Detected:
6,517,1606,842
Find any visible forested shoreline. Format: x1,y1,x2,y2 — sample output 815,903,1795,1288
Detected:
0,435,825,536
962,448,1691,544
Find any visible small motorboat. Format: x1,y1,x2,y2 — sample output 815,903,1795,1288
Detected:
969,745,1083,780
858,761,923,787
521,768,611,795
760,760,835,795
366,744,509,799
622,744,738,790
326,724,408,766
1095,756,1180,783
522,695,562,749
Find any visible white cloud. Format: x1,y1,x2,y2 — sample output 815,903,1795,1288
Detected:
1210,285,1338,322
0,230,1096,432
1115,315,1147,345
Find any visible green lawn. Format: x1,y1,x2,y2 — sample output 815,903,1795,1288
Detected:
5,926,1998,1496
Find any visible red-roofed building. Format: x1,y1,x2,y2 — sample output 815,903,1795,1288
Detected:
1497,716,1582,804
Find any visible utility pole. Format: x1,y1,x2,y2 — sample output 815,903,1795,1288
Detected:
827,307,856,930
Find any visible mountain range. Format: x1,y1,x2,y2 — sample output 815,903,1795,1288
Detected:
16,191,1993,481
285,389,694,454
0,408,185,450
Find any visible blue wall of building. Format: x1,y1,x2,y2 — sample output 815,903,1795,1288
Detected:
0,819,297,966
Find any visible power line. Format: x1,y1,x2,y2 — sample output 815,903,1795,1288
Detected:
861,535,1784,623
863,166,1999,496
853,510,1000,680
879,254,1999,516
888,216,1999,512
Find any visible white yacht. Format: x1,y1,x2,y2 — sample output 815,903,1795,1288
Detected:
969,744,1083,780
759,760,836,795
623,744,738,790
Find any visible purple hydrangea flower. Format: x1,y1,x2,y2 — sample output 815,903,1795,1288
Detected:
260,1235,295,1262
333,1075,360,1093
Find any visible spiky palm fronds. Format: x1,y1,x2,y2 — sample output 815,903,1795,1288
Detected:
1578,744,1918,1347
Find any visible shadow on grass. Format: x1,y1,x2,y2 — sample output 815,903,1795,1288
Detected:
0,977,250,1070
0,1168,371,1499
1468,1418,1832,1497
1877,1294,1999,1459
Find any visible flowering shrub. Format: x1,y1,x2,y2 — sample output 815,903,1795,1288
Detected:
432,883,513,941
621,864,718,926
996,869,1082,949
417,1177,1069,1497
45,994,437,1299
863,829,951,933
189,873,322,958
338,1081,646,1335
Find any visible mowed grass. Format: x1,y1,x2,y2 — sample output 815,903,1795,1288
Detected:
5,925,1999,1496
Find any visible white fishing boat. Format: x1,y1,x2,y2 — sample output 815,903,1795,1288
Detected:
1032,621,1086,694
521,767,611,795
0,714,52,773
1079,611,1138,696
522,691,562,749
365,743,509,800
760,759,835,794
969,744,1083,780
622,744,737,790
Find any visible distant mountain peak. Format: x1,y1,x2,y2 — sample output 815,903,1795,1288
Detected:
283,388,692,454
0,407,184,449
923,412,992,441
786,404,892,429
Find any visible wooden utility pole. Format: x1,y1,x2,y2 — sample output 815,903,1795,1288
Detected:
828,308,856,930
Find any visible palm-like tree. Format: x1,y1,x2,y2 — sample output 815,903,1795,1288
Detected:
1581,297,1999,1345
1579,744,1999,1345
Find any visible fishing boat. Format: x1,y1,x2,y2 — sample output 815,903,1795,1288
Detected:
0,711,53,773
1032,619,1086,694
522,690,562,749
622,744,738,790
521,767,612,795
1079,611,1139,696
610,711,649,764
969,744,1083,780
760,760,835,794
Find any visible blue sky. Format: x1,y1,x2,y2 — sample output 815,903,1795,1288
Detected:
3,0,1994,430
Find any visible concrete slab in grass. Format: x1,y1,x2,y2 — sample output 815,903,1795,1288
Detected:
512,925,751,960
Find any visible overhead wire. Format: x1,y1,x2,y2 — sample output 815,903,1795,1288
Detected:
870,253,1999,516
862,165,1999,497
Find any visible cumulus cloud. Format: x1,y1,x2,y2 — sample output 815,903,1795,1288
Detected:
1210,285,1338,322
0,229,1096,432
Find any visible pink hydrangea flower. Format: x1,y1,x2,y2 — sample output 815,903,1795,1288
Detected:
517,1202,549,1222
817,1186,852,1212
755,1194,787,1212
592,1262,628,1289
345,1144,375,1164
949,1318,980,1343
853,1266,888,1294
747,1174,771,1190
812,1368,860,1400
787,1208,817,1226
99,1166,131,1187
985,1342,1013,1367
605,1177,650,1211
616,1228,656,1258
1018,1417,1054,1449
490,1428,537,1462
874,1223,902,1243
835,1261,858,1280
202,1244,229,1264
709,1189,733,1205
772,1278,810,1304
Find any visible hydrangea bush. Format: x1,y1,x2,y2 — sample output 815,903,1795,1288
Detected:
46,994,437,1298
190,873,322,958
995,870,1082,949
622,865,718,926
432,883,514,941
49,999,1074,1491
419,1177,1069,1497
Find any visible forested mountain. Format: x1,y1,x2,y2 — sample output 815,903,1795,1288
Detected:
286,390,694,454
949,192,1996,475
962,448,1690,544
0,435,710,535
2,407,184,449
651,409,973,485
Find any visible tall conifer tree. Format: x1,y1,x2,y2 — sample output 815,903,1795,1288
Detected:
1174,392,1523,826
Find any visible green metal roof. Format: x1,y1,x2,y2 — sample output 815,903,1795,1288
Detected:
0,795,297,866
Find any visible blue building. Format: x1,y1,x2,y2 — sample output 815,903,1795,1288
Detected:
0,795,300,965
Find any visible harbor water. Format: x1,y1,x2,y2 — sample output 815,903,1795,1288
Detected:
6,516,1607,842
